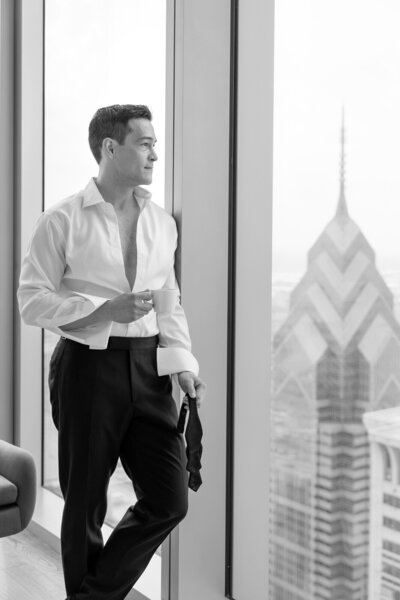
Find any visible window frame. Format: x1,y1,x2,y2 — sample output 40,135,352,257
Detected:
0,0,15,444
231,0,273,597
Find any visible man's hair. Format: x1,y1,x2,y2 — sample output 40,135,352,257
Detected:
88,104,152,164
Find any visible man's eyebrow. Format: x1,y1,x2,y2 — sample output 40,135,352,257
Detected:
137,136,157,143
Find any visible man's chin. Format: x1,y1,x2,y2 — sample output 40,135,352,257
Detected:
133,176,152,187
142,170,153,182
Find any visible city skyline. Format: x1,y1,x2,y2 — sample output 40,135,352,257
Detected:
270,151,400,598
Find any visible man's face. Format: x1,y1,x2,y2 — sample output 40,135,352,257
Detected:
112,118,158,186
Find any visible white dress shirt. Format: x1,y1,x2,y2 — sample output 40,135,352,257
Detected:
17,178,199,376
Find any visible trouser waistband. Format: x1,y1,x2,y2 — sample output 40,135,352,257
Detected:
63,335,159,350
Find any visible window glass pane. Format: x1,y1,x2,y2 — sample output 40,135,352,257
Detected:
43,2,166,598
271,2,400,599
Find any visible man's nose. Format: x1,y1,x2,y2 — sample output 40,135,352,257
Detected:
150,148,158,161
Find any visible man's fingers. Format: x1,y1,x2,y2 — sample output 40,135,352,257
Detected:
178,373,206,409
180,380,196,399
183,394,202,409
183,381,196,399
137,301,153,313
136,290,153,302
189,380,206,407
195,382,206,407
186,379,196,398
134,291,153,314
195,381,206,395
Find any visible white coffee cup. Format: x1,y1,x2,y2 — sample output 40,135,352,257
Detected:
151,288,179,314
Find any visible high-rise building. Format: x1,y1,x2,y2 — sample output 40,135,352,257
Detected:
363,407,400,600
270,119,400,600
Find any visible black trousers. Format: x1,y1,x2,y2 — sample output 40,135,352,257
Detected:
49,336,188,600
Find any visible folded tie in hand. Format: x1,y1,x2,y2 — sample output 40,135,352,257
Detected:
177,394,203,491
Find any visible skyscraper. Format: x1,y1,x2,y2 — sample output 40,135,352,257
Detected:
363,407,400,600
270,118,400,600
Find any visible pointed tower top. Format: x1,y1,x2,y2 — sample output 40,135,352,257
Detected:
336,107,349,218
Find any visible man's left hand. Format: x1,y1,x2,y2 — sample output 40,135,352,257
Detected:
177,371,206,408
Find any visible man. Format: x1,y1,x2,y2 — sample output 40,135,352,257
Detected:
18,104,206,600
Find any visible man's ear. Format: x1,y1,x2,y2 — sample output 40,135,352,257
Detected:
102,137,115,159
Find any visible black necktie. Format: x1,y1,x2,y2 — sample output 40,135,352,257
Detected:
177,394,203,491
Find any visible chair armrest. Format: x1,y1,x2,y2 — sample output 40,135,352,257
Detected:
0,440,36,529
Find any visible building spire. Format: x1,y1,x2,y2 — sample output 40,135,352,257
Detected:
336,107,349,218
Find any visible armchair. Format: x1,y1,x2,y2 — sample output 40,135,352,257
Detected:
0,440,36,537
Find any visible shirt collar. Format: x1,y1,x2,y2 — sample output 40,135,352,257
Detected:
83,178,152,209
133,185,152,209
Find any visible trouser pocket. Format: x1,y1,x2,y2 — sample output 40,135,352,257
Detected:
48,337,67,429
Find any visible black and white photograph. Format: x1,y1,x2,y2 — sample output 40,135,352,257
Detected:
6,0,400,599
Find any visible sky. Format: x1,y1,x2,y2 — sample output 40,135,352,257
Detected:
273,0,400,274
45,0,166,209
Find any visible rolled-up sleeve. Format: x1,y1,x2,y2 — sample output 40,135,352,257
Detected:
17,213,111,346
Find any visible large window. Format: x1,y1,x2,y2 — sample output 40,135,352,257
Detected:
271,1,400,599
42,1,167,598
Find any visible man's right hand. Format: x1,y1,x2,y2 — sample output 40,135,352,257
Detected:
106,290,153,323
61,290,153,332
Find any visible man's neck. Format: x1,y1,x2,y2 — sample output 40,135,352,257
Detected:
95,173,138,212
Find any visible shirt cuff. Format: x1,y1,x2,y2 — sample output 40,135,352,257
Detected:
46,325,90,344
74,292,110,310
87,320,114,349
58,292,113,349
156,347,199,376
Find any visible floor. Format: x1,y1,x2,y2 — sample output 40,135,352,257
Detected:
0,528,158,600
0,528,65,600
